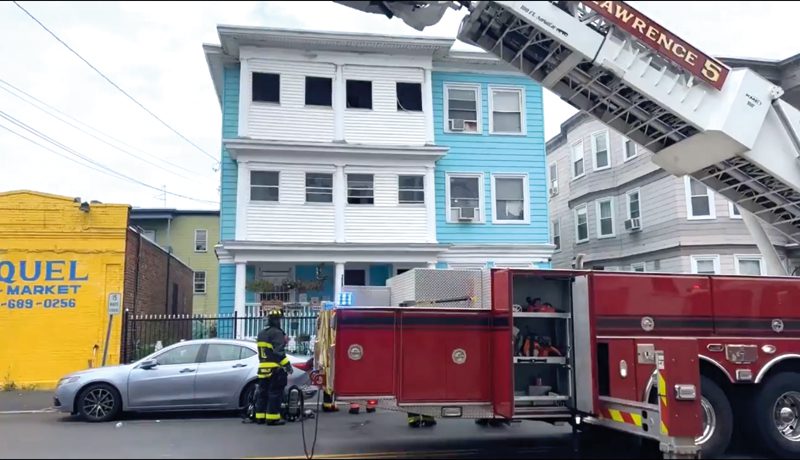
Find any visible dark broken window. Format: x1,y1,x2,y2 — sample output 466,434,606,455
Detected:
346,80,372,109
397,82,422,111
305,76,332,107
252,72,279,103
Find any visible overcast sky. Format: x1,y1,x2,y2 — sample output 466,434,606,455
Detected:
1,1,797,210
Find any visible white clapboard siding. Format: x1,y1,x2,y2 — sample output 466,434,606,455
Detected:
345,207,427,243
246,59,336,142
343,65,426,146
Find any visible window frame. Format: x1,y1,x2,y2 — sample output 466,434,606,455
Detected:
250,170,280,203
591,130,611,171
626,188,642,227
398,175,425,206
193,271,207,295
152,343,203,366
443,83,482,134
251,72,280,104
684,176,716,220
690,255,721,275
548,161,559,196
304,76,333,108
445,172,485,224
571,140,585,180
203,344,250,363
396,82,423,112
729,201,742,219
552,218,561,252
344,269,367,286
574,204,589,244
488,85,525,135
346,173,375,205
735,255,765,276
622,137,638,162
345,79,373,110
305,172,334,205
141,229,156,242
194,229,208,253
596,197,616,239
491,173,529,224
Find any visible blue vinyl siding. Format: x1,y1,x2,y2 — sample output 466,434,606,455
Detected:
369,264,393,287
295,264,335,302
432,72,549,244
218,263,236,338
220,65,240,241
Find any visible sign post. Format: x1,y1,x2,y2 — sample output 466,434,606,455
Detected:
102,293,122,367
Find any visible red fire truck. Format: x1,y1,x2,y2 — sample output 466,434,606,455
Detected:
321,1,800,458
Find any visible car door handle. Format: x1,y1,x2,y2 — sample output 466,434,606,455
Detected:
232,363,247,368
179,368,195,373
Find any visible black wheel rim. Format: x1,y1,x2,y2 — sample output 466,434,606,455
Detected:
83,388,114,420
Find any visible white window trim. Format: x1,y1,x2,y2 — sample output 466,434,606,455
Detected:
445,172,485,224
734,254,765,275
595,197,616,239
194,229,208,253
622,136,638,162
571,140,585,180
591,130,611,171
728,201,742,219
574,204,589,244
630,262,646,272
548,161,559,197
194,271,207,295
443,83,482,135
304,171,334,206
488,85,526,136
398,174,426,207
346,173,375,206
491,173,530,224
626,188,643,228
690,254,721,274
250,169,280,205
684,176,716,220
551,218,561,253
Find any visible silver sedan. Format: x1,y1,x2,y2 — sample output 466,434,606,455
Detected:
54,338,316,422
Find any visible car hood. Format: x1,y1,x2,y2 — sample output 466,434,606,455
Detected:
65,364,133,378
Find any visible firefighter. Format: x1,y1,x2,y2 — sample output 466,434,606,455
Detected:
255,308,293,425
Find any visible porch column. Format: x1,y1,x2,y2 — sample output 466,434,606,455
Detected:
425,165,436,243
234,262,246,337
334,262,345,305
334,164,346,243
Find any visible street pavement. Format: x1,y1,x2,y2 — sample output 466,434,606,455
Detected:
0,392,766,459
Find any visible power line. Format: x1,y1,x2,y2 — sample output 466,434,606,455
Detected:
0,110,219,205
0,78,199,181
12,0,219,164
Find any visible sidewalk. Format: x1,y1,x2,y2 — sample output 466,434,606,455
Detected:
0,391,56,413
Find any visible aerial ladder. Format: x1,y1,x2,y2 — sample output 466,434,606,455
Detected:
337,0,800,276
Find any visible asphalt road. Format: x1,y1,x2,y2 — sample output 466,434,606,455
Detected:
0,409,766,459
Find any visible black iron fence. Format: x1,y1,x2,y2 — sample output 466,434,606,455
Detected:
121,311,318,363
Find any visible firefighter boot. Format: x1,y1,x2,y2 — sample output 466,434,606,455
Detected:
407,413,422,428
421,415,437,427
322,391,339,412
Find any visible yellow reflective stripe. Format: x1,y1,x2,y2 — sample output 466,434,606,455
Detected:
630,412,642,427
258,342,273,349
259,362,279,368
255,413,266,419
279,357,290,366
609,409,624,423
266,413,281,420
661,421,669,435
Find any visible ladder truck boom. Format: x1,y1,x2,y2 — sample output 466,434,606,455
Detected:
338,0,800,273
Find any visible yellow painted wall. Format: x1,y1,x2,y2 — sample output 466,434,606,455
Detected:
0,191,130,389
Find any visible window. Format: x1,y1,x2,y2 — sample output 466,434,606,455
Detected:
397,83,422,111
596,198,615,238
396,268,411,276
493,175,526,222
448,174,482,222
240,348,257,360
398,175,424,204
204,344,249,363
691,255,720,275
548,162,558,196
571,141,585,179
685,177,715,219
623,138,638,161
252,72,279,103
445,85,480,133
735,255,764,276
575,204,589,243
306,173,333,203
729,201,742,219
194,229,207,252
490,87,523,134
631,262,645,272
552,219,561,251
193,271,206,295
141,229,156,242
155,344,202,366
592,131,610,170
626,190,641,220
344,269,366,286
251,171,279,202
347,174,374,205
346,80,372,109
305,76,332,107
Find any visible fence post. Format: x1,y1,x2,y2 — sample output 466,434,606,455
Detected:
121,310,129,363
233,311,238,339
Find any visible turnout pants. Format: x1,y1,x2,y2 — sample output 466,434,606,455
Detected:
255,367,288,422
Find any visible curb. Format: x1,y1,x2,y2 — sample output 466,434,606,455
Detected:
0,407,58,415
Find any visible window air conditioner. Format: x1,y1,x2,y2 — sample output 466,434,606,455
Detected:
549,185,559,196
449,119,465,131
624,217,641,231
457,207,478,221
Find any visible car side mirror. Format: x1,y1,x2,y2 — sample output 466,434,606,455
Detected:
139,359,158,370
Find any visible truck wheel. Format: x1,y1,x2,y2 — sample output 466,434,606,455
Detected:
696,376,733,459
751,372,800,458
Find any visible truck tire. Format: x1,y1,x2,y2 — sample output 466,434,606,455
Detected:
751,372,800,458
696,376,733,459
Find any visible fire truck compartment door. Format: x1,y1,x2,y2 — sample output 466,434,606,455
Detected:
332,309,396,398
573,275,596,414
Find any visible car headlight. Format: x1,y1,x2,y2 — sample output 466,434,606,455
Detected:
58,376,80,386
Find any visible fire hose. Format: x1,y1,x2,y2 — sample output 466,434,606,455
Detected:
287,382,322,460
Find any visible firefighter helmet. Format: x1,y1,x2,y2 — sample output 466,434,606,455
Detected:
267,308,284,319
